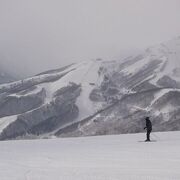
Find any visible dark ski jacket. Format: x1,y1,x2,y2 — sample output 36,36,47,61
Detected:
144,119,152,131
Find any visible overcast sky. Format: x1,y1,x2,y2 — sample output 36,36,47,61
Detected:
0,0,180,77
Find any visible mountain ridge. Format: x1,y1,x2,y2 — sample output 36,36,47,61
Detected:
0,37,180,140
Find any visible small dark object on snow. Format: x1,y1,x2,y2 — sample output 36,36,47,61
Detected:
89,83,95,86
144,117,152,141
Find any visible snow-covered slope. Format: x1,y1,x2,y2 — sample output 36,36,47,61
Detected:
56,37,180,138
0,37,180,140
0,60,104,140
0,131,180,180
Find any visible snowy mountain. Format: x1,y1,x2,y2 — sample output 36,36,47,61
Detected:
0,37,180,140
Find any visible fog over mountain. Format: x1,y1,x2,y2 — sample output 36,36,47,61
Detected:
0,0,180,77
0,36,180,140
0,66,17,84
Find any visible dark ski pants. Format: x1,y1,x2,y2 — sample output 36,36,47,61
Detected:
146,130,151,141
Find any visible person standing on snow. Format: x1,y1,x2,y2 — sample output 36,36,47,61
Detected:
144,117,152,142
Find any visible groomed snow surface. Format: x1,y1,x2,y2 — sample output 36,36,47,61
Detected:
0,131,180,180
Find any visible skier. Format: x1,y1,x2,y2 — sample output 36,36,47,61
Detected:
144,117,152,142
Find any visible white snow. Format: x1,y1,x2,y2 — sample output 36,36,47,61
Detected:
0,60,104,134
121,57,150,75
131,37,180,86
40,60,103,121
149,57,168,85
150,89,171,107
0,131,180,180
0,115,17,133
9,86,43,98
149,37,180,84
145,88,180,114
75,60,103,120
0,63,77,92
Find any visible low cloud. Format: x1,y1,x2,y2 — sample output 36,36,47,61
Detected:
0,0,180,77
